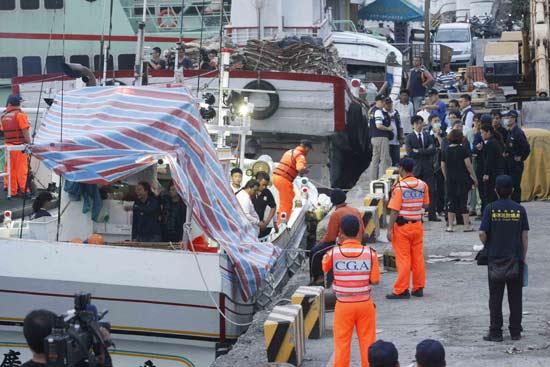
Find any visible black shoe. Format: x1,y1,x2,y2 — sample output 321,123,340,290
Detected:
511,334,522,341
386,290,411,299
429,217,442,222
483,334,503,342
411,288,424,297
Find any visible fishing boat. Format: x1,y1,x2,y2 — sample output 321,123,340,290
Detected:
0,57,322,366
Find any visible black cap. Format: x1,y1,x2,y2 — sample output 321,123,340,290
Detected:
428,88,439,96
300,139,313,149
7,94,22,106
400,157,414,172
503,110,518,118
495,174,513,190
480,114,492,124
330,188,347,206
340,215,360,237
368,340,399,367
375,94,386,101
384,96,393,103
415,339,445,367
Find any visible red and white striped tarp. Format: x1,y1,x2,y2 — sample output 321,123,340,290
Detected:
31,85,279,301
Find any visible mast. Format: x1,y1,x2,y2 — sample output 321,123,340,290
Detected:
133,0,148,86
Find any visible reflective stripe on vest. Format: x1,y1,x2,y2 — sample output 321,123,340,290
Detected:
332,246,372,302
396,178,426,220
273,149,301,181
1,109,25,145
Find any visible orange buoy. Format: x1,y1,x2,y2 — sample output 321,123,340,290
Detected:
87,233,105,245
70,237,83,244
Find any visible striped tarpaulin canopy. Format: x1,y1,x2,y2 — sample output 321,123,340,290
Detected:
31,85,279,301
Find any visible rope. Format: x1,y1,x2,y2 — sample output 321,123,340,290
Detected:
185,222,254,327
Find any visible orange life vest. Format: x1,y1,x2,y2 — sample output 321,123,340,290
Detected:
394,177,427,221
273,148,304,181
332,245,373,302
1,107,25,145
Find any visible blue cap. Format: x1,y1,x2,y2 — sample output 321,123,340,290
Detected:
6,94,22,106
495,174,513,190
368,340,399,367
340,215,359,237
503,110,518,118
330,188,347,206
400,157,415,172
415,339,445,367
375,94,386,101
480,114,492,124
300,139,313,149
428,88,439,96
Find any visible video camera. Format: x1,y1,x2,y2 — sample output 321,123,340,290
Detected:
44,293,111,367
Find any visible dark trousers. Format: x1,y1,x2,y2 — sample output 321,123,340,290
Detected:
509,162,524,203
488,270,523,336
309,241,335,279
422,174,437,218
389,144,401,166
478,178,497,213
435,170,445,214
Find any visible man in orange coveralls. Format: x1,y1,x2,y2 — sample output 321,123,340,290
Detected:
272,139,312,223
1,95,31,197
323,215,380,367
386,157,430,299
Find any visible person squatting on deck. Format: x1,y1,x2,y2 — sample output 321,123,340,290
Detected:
1,95,31,198
309,189,364,285
272,139,312,224
323,215,380,367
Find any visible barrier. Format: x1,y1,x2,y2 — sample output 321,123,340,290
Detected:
385,167,399,175
291,286,325,340
264,305,305,366
364,193,386,228
369,179,392,202
359,206,379,243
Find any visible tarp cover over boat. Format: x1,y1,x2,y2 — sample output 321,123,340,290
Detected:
31,85,279,301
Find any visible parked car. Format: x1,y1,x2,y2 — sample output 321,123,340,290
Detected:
433,23,475,67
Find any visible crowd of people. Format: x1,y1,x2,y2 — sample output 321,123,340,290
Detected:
148,45,219,71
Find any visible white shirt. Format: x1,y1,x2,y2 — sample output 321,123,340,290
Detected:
394,100,414,134
236,189,260,234
461,106,474,133
385,109,400,145
231,185,241,194
417,109,430,125
374,108,385,125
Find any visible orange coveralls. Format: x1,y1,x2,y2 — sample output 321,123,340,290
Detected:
1,107,30,197
323,240,380,367
387,175,429,295
273,146,307,224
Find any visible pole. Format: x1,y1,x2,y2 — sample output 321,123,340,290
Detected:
424,0,431,69
134,0,148,86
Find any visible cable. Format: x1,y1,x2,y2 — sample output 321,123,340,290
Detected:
185,221,254,327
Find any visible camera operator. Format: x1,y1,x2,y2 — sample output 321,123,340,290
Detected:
22,309,56,367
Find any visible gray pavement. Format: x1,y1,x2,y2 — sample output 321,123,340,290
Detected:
214,166,550,367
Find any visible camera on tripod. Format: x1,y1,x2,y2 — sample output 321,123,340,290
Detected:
45,293,111,367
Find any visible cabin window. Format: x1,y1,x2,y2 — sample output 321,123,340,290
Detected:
0,0,16,10
70,55,90,68
94,54,114,71
134,6,156,16
21,0,39,9
45,55,65,74
0,57,18,78
44,0,63,9
118,54,136,70
22,56,42,75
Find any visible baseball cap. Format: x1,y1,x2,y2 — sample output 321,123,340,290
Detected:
375,94,386,101
384,96,393,103
428,88,439,96
495,175,513,190
503,110,518,118
300,139,313,149
415,339,445,367
7,94,22,106
480,114,492,124
340,215,359,237
368,340,399,367
330,188,347,206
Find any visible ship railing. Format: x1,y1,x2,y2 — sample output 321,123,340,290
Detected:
225,22,332,46
0,144,26,199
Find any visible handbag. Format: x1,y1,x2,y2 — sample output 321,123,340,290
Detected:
488,257,520,282
475,248,488,266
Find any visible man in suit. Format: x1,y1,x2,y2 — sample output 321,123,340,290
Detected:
405,115,441,221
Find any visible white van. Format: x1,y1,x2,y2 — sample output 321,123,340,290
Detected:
434,23,475,67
